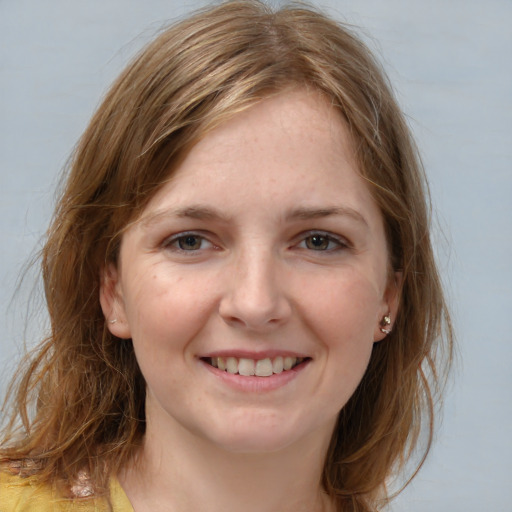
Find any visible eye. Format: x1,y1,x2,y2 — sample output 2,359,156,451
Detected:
298,232,347,252
177,235,203,250
165,233,213,252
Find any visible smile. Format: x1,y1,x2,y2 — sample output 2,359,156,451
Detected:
204,356,306,377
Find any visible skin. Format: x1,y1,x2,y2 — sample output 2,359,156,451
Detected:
101,89,399,512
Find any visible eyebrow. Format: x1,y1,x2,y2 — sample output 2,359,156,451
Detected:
140,204,369,228
140,206,231,227
285,206,369,227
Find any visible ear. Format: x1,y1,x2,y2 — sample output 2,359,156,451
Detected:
373,271,402,342
99,263,132,339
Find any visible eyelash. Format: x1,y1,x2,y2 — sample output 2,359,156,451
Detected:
163,232,215,253
163,230,350,254
296,231,350,252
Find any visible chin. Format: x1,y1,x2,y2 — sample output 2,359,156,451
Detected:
213,431,299,455
204,411,333,455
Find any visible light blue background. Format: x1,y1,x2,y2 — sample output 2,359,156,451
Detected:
1,1,511,510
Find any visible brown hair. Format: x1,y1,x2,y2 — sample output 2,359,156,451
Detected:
1,1,453,510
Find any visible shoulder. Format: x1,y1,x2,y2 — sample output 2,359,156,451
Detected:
0,469,59,511
0,468,132,512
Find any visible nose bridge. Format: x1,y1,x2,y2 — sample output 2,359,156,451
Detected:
219,242,290,330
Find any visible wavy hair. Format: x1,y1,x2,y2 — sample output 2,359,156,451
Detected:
1,1,453,510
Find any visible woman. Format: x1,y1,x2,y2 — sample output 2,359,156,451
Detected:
0,1,453,511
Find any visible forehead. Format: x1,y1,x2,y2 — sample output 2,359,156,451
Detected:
136,89,382,233
197,89,353,171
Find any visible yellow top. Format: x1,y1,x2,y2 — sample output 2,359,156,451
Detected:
0,470,134,511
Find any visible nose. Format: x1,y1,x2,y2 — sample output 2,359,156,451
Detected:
218,246,292,331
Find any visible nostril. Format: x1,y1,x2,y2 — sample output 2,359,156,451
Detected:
218,272,292,331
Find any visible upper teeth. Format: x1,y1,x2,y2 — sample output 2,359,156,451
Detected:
210,356,302,376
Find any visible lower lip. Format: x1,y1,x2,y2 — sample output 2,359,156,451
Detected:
200,359,310,393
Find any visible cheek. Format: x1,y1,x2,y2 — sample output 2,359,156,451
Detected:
299,273,380,408
122,267,218,359
299,268,383,341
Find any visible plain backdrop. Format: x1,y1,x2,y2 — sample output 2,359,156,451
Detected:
1,1,511,510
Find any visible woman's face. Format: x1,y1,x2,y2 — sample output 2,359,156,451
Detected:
102,89,398,454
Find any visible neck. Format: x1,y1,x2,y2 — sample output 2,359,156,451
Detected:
119,415,335,512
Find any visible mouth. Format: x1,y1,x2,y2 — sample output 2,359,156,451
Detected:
201,355,310,377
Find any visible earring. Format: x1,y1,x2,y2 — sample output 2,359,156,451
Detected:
380,314,391,335
108,319,117,324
